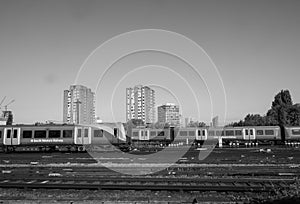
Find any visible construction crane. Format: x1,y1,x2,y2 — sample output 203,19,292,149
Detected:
0,96,6,109
4,99,15,111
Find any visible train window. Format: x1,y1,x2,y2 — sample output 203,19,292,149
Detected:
265,130,274,135
202,130,206,136
208,131,215,136
23,130,32,138
245,129,249,135
250,129,254,135
292,129,300,135
179,131,187,136
13,129,18,138
198,130,201,136
84,129,88,138
225,130,234,136
94,129,103,137
6,129,11,138
189,131,195,136
34,130,46,138
158,131,164,136
77,129,82,137
256,130,264,135
114,128,118,137
132,131,139,137
150,131,157,137
216,131,222,136
49,130,61,138
63,130,73,138
0,130,2,139
235,130,242,136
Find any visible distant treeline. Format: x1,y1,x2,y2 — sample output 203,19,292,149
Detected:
228,90,300,127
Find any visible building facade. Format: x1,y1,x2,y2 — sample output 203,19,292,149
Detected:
157,103,180,126
126,85,155,124
63,85,95,124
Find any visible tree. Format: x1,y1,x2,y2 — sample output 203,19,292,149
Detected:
243,114,265,126
227,90,299,127
287,105,300,126
267,90,294,126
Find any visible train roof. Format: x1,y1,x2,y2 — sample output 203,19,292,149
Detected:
0,123,107,128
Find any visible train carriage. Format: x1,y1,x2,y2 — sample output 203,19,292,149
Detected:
173,128,200,145
254,126,281,142
285,127,300,141
0,123,126,152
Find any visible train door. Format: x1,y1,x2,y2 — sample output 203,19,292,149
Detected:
83,127,91,144
197,129,207,141
12,128,20,145
243,128,256,140
3,127,20,145
139,130,149,140
74,126,83,145
3,128,12,145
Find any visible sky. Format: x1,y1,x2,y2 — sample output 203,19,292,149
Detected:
0,0,299,125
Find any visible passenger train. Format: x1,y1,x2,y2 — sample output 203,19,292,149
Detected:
129,125,300,147
0,123,127,152
1,123,300,152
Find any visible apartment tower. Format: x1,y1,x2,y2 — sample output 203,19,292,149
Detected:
63,85,95,124
126,85,155,124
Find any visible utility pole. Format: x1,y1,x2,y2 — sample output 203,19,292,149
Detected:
74,99,81,124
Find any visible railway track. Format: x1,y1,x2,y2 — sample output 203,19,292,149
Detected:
0,177,295,192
